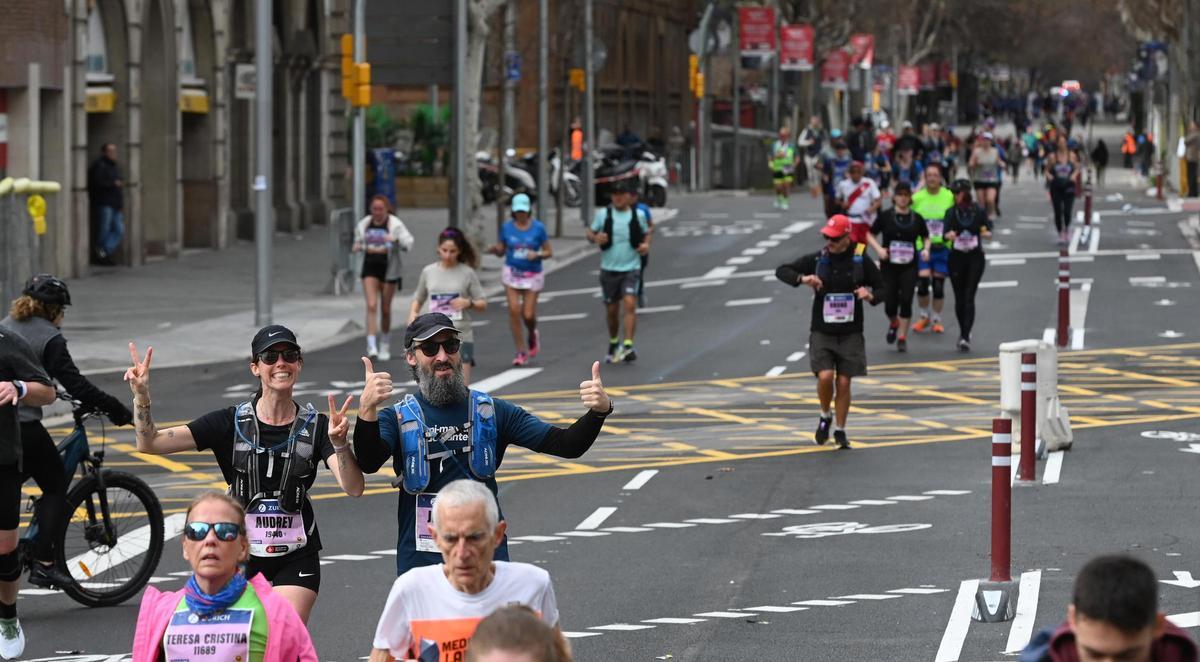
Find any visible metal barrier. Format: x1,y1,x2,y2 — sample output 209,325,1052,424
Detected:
1,178,59,306
328,207,358,295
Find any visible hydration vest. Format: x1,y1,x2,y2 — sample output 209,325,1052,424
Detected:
231,399,319,514
395,390,499,495
815,243,868,288
599,206,646,252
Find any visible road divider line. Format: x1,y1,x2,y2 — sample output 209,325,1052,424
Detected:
1068,227,1082,255
783,221,814,234
472,368,543,394
575,507,618,530
1043,451,1064,484
1169,612,1200,628
1004,570,1043,653
742,247,768,256
637,305,685,314
1088,227,1101,254
726,297,773,307
702,266,739,279
766,366,787,377
622,470,658,491
1070,282,1091,350
681,279,726,289
936,579,980,662
1130,276,1167,284
990,258,1027,266
1126,253,1161,261
786,351,805,362
726,256,753,265
979,281,1019,289
539,313,589,322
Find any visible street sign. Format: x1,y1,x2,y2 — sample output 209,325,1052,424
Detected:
779,24,814,71
738,6,776,56
234,63,255,99
820,49,850,89
505,51,521,82
688,27,718,55
849,33,875,69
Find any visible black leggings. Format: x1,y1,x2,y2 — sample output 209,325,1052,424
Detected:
949,251,987,340
12,423,68,561
882,264,919,319
917,276,946,300
1050,184,1075,233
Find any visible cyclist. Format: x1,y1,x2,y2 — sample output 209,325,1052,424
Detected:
488,193,552,366
353,194,415,361
768,126,800,210
131,491,316,660
911,163,956,336
409,227,487,384
124,325,364,623
0,275,133,592
1045,133,1081,243
944,179,994,352
0,331,55,660
866,182,930,352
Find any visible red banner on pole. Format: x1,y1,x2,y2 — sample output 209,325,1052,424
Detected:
849,33,875,69
820,49,851,89
938,60,952,87
919,61,937,90
898,65,919,96
779,24,814,71
738,7,776,55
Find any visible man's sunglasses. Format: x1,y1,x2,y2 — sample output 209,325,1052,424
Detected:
414,338,462,357
257,349,302,365
825,234,849,243
184,521,243,542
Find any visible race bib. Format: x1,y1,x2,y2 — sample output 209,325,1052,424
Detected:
822,293,855,324
364,227,391,250
889,241,915,265
430,293,462,321
954,232,979,252
245,498,306,558
926,220,944,238
415,493,438,554
164,608,252,662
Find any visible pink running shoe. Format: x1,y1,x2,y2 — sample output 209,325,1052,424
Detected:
528,329,540,358
512,351,528,366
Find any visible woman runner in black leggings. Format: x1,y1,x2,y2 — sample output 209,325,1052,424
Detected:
867,181,930,352
943,179,994,352
1045,134,1080,242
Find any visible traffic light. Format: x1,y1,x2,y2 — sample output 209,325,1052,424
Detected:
694,72,704,99
340,34,371,107
688,55,698,93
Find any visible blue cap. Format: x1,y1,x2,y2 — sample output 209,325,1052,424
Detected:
511,193,532,213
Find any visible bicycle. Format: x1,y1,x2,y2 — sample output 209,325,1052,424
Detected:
17,395,165,607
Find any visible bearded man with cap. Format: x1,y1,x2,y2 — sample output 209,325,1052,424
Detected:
353,312,614,575
125,324,365,623
776,215,883,449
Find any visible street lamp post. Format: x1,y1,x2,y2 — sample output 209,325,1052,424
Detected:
254,0,273,325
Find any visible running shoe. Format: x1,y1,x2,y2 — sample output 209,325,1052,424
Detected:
28,562,74,590
886,323,899,344
958,338,971,352
367,343,378,359
815,415,832,445
512,351,528,366
528,330,540,358
912,316,930,333
897,337,907,352
932,321,946,334
833,429,850,449
623,345,638,362
378,340,391,362
0,617,23,661
606,342,623,363
780,198,790,210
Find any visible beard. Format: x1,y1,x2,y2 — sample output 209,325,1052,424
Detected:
412,358,468,406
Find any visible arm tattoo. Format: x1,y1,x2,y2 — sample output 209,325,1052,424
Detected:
134,406,157,443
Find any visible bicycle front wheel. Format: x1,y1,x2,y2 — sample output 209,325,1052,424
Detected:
56,471,165,607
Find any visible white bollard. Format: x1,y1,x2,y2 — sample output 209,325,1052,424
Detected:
999,339,1066,454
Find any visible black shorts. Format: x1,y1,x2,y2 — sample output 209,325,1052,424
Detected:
809,331,868,377
599,269,640,304
361,258,400,284
0,464,20,530
973,181,999,190
247,551,321,592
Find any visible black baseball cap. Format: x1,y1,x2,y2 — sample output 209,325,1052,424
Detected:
251,325,301,356
23,274,71,306
612,179,638,194
404,313,461,349
950,178,973,194
893,181,913,195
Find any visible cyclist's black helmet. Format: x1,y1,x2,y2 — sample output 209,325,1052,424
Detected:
23,274,71,306
949,179,973,194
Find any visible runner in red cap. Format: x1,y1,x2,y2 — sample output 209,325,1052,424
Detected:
836,161,882,245
775,215,883,449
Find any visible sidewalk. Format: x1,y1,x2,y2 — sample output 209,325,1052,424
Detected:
65,205,609,374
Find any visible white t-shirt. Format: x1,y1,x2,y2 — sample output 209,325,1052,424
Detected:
372,561,559,659
836,177,881,223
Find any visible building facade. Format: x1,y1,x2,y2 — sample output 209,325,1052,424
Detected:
0,0,351,279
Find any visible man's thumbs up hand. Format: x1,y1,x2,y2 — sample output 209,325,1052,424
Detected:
360,356,394,414
579,360,612,414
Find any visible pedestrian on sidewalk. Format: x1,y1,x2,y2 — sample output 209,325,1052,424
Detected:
587,180,650,363
86,143,124,266
1185,121,1200,198
1020,554,1198,662
408,228,487,384
775,215,882,449
768,126,800,210
488,194,551,367
123,326,365,623
866,182,930,353
944,179,993,352
911,163,955,336
354,195,415,361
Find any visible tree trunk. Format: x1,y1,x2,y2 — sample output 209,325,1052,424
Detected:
464,0,505,248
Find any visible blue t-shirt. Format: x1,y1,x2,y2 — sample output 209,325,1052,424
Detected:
378,393,553,575
500,219,549,273
591,206,649,273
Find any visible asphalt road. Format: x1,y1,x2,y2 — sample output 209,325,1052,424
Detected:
13,165,1200,661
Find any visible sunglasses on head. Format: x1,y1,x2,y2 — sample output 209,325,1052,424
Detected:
257,349,302,365
414,338,462,357
184,521,243,542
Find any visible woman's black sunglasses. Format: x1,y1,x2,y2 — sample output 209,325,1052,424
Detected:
415,338,462,357
184,521,243,542
258,349,302,365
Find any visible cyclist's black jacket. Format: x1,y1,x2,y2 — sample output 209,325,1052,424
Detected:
0,330,51,470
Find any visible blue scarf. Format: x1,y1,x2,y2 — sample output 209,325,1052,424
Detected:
184,572,248,617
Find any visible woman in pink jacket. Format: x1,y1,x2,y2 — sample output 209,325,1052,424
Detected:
132,491,316,661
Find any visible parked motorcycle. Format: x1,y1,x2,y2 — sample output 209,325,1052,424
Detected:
636,148,669,207
514,149,583,208
477,150,536,204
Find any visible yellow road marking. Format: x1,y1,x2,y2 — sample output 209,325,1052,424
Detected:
109,443,192,472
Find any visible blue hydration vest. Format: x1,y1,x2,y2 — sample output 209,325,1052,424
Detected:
395,390,498,494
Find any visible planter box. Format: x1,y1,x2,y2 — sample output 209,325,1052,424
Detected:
395,176,449,208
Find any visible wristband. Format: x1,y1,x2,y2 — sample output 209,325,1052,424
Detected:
13,380,27,400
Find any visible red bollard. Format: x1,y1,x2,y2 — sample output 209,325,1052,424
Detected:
1083,176,1093,228
1057,245,1070,348
1018,353,1037,481
991,418,1013,583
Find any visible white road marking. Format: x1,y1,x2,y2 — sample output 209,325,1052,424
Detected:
681,279,727,289
643,617,708,624
757,240,781,248
1068,227,1082,254
936,579,981,662
703,266,739,279
644,522,697,528
67,513,186,582
889,588,950,595
979,280,1019,288
924,490,971,496
729,513,782,519
700,212,730,219
765,365,787,377
990,258,1027,266
472,368,543,393
623,470,659,490
742,247,768,256
833,594,903,600
755,212,782,219
1042,327,1056,344
1169,612,1200,628
1005,570,1043,653
370,549,398,555
726,256,754,265
745,605,809,613
637,305,685,314
1130,275,1167,284
556,530,611,537
511,535,567,542
726,297,773,306
685,518,741,524
1088,227,1101,253
322,554,381,561
794,599,855,606
1066,255,1094,263
886,495,934,501
1043,451,1064,484
770,509,818,515
576,507,618,530
1126,253,1161,260
783,221,814,233
562,631,604,639
590,623,657,631
539,313,589,322
1070,282,1091,350
810,504,860,510
602,526,654,533
769,233,790,240
786,351,805,361
695,611,750,618
849,500,898,506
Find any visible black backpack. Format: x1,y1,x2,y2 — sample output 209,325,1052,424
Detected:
599,205,645,251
